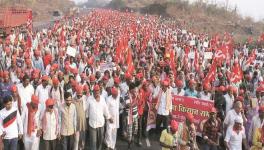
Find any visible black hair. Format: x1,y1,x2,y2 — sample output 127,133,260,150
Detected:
129,83,136,90
64,92,72,99
3,95,13,104
22,74,30,81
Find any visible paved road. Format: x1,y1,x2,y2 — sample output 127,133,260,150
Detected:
115,131,161,150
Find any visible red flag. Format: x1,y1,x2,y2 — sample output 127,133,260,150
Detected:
230,62,243,83
126,48,134,74
204,61,217,85
245,49,256,66
26,10,33,31
194,49,199,72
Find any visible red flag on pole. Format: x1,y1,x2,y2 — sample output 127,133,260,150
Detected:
126,48,134,74
230,62,243,83
245,49,256,66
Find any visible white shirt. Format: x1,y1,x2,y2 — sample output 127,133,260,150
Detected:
87,96,110,128
200,92,211,100
224,94,234,114
0,107,23,139
157,89,172,116
35,84,51,111
224,126,246,150
224,109,242,127
120,82,129,98
152,85,161,99
40,109,58,140
106,96,120,128
248,114,264,142
172,88,185,96
17,83,35,109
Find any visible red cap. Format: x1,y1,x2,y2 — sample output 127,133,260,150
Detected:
125,73,132,80
93,84,100,91
136,72,143,79
76,85,83,95
32,73,39,79
35,50,41,56
170,120,178,131
114,77,121,84
210,107,217,113
259,106,264,112
245,74,251,81
52,64,59,70
52,77,59,85
31,95,39,104
189,80,196,86
236,96,244,102
71,68,78,75
0,71,3,77
45,98,54,107
186,112,194,123
219,86,226,92
10,85,17,92
3,71,9,78
239,89,244,95
90,74,96,82
81,73,86,78
176,80,183,88
162,79,170,87
42,75,49,81
203,83,211,91
58,71,64,77
102,75,109,81
111,87,118,95
83,85,89,92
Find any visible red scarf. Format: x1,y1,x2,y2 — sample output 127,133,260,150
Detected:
26,103,37,136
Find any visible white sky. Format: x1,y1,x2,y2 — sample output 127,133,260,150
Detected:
72,0,264,21
189,0,264,21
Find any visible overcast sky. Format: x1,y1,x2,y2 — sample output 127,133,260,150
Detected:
72,0,264,21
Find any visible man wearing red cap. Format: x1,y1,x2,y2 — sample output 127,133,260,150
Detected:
87,84,112,150
202,107,222,150
184,80,198,98
160,120,179,150
35,75,51,111
178,112,199,150
21,95,41,150
73,85,87,150
105,87,120,150
248,106,264,144
32,51,45,75
172,80,185,96
17,75,35,110
40,98,60,150
10,85,22,114
200,84,212,100
155,79,172,134
0,71,12,109
50,77,64,108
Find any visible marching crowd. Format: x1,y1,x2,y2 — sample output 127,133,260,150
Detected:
0,9,264,150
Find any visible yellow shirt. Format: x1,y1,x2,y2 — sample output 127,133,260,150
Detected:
251,128,264,150
160,129,178,150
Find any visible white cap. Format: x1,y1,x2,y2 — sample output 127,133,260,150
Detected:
234,116,243,124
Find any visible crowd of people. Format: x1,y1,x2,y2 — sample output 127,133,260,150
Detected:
0,8,264,150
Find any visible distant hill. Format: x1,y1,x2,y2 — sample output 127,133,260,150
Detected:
108,0,264,42
1,0,75,22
